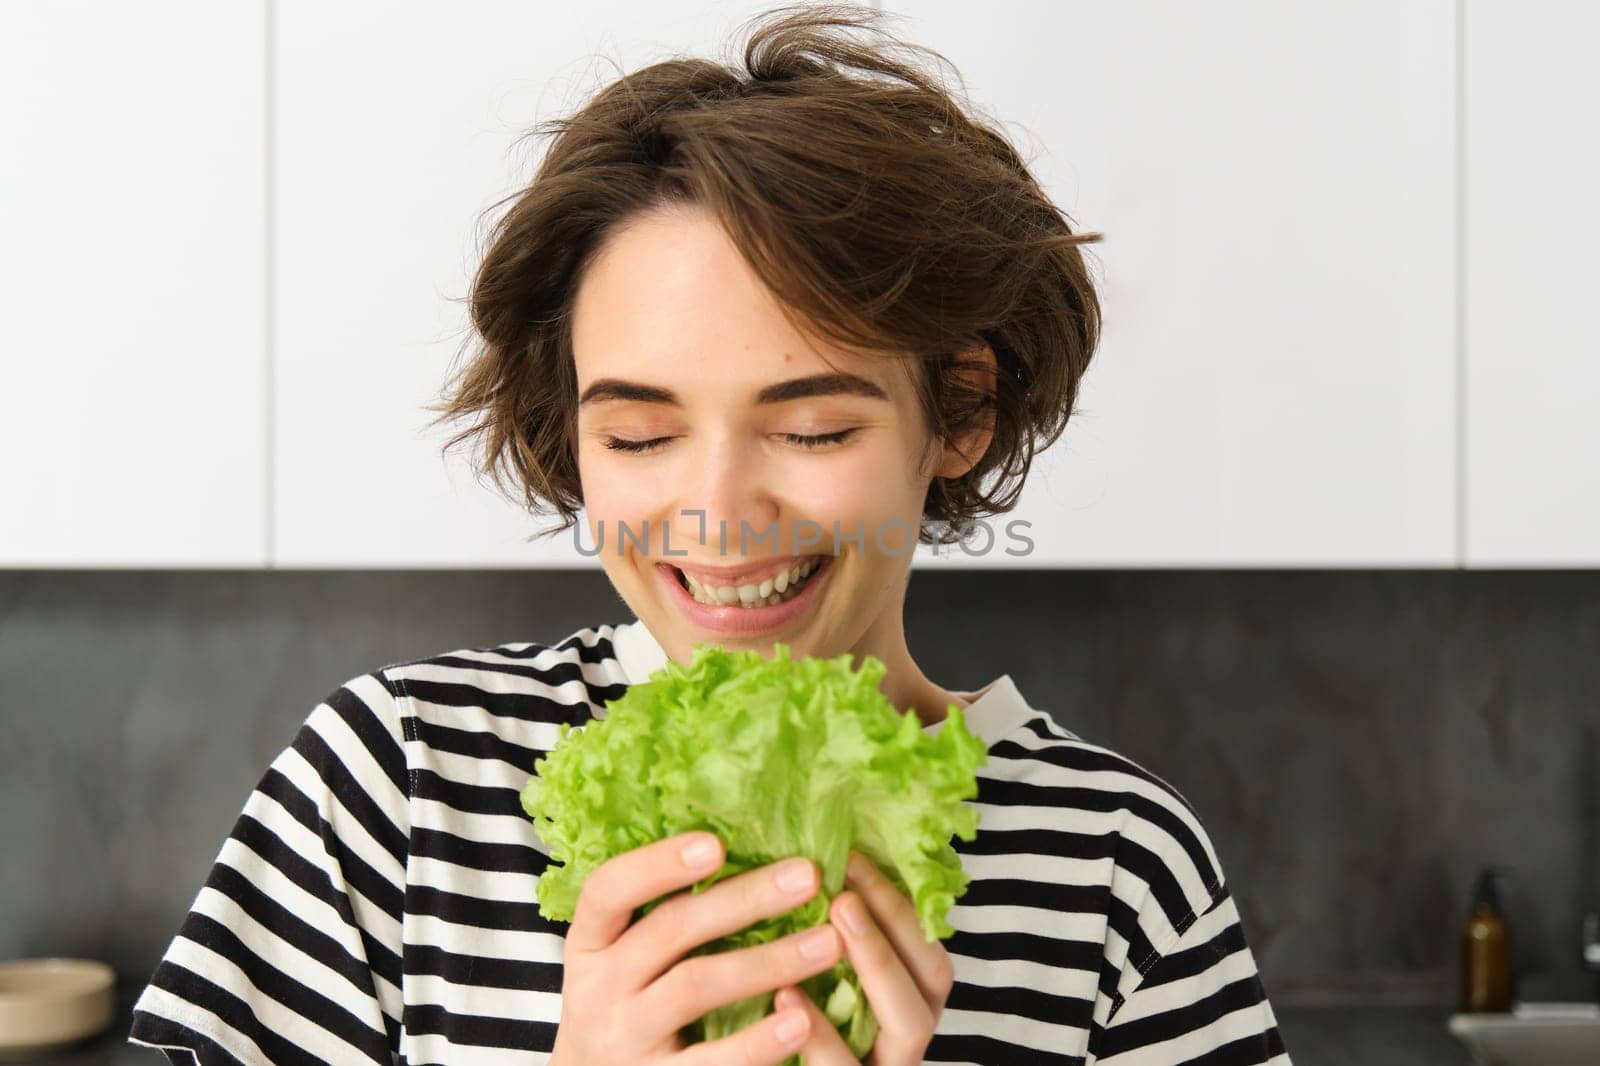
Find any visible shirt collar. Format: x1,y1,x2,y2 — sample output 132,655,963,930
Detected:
937,672,1040,748
612,616,669,685
609,618,1040,749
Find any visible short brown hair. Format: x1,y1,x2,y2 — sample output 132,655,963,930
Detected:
426,2,1102,547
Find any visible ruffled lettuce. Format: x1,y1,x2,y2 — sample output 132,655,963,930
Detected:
520,640,987,1061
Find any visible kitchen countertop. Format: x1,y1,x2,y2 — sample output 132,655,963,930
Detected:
31,983,1478,1064
1274,1005,1472,1065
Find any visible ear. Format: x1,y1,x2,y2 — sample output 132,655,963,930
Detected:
932,338,999,480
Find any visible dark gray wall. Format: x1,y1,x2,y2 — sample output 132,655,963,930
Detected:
3,569,1597,1015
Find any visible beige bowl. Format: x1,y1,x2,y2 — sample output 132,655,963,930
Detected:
0,958,116,1060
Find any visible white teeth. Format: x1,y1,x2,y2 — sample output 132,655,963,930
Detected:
681,557,826,608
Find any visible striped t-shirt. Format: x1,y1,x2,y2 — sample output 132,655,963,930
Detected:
129,618,1291,1065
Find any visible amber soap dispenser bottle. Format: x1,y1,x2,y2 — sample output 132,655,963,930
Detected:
1460,867,1514,1012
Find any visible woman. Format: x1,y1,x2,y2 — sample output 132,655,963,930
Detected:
131,5,1289,1063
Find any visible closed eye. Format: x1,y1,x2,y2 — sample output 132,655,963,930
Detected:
601,429,859,454
778,429,857,449
601,435,673,454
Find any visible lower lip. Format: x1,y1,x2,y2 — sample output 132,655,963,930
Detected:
656,555,835,636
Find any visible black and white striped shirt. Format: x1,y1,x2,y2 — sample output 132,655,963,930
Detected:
129,619,1291,1064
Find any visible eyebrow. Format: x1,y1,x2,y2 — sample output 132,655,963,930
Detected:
577,371,891,408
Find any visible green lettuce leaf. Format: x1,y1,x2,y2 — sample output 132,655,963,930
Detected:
519,640,987,1062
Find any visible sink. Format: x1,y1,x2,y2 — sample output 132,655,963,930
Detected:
1447,1003,1600,1066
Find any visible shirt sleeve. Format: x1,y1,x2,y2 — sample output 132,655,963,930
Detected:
127,670,413,1065
1087,885,1290,1065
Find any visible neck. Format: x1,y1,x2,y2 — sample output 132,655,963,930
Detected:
843,568,966,729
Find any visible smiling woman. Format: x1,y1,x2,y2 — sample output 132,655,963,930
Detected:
127,4,1288,1065
561,199,1008,714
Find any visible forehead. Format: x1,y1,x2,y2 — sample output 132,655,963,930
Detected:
569,204,905,395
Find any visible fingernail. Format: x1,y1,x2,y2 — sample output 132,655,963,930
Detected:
775,987,801,1011
775,858,814,894
847,851,871,882
681,836,719,869
837,894,867,936
776,1008,808,1044
798,924,838,960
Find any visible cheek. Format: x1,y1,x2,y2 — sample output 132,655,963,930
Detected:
797,444,927,545
576,446,658,522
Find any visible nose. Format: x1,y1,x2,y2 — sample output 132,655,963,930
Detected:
674,430,783,560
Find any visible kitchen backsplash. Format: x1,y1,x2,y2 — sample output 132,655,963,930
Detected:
1,568,1596,1007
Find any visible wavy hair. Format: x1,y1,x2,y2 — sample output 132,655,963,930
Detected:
426,2,1103,546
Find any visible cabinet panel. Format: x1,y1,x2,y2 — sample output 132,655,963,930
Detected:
0,1,266,566
1464,0,1600,566
888,0,1458,567
272,0,775,567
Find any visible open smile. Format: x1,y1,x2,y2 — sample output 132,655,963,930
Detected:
655,553,836,636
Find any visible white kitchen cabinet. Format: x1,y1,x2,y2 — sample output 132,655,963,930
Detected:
1463,1,1600,566
0,1,266,566
12,3,1581,570
271,0,777,567
886,0,1459,567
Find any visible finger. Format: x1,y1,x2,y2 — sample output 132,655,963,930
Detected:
614,855,823,987
671,994,813,1066
565,831,725,955
830,889,937,1054
845,850,956,1010
639,922,844,1036
772,985,860,1065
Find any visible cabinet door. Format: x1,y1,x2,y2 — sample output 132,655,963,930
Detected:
1464,1,1600,566
272,0,776,567
886,0,1458,567
0,1,266,566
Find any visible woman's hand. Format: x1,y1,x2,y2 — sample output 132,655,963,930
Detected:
547,830,844,1065
773,850,956,1064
